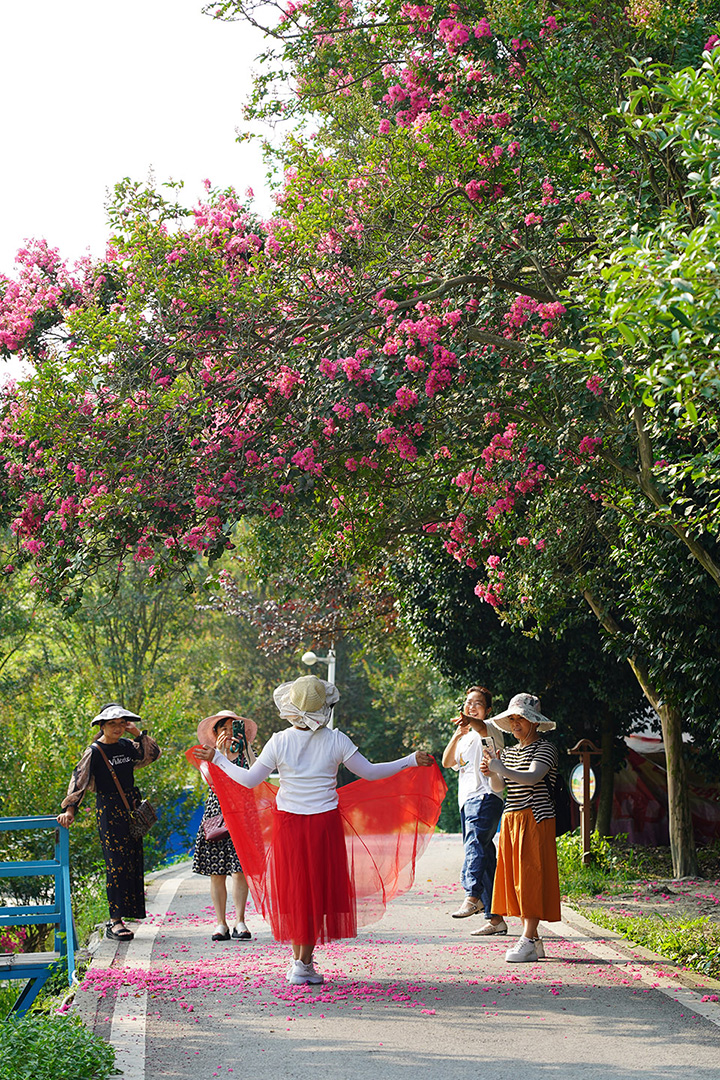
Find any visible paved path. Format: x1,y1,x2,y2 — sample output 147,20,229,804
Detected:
74,836,720,1079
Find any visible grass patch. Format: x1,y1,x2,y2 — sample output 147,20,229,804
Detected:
0,1012,117,1080
584,909,720,979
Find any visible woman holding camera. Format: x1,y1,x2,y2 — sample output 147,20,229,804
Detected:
481,693,561,964
442,685,506,933
57,703,161,942
192,711,256,942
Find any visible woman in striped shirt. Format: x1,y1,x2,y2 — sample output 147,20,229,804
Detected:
481,693,561,964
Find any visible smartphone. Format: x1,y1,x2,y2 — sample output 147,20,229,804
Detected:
481,735,498,755
230,718,246,758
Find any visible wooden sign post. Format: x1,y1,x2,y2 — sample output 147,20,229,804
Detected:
568,739,602,864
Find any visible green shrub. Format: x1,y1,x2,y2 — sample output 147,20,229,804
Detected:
0,983,18,1021
0,1013,116,1080
556,829,636,897
71,871,110,951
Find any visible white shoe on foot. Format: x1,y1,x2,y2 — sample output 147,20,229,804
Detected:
301,959,324,984
471,919,508,936
451,898,481,918
288,960,306,984
288,959,324,985
505,936,538,963
532,937,545,959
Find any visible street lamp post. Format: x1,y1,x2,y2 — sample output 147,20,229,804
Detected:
301,646,337,727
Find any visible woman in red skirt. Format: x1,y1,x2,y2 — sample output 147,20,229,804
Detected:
191,675,442,985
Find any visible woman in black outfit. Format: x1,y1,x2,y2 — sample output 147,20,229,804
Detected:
57,702,161,941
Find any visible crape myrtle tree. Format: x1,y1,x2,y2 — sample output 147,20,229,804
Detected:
5,3,720,590
1,3,720,873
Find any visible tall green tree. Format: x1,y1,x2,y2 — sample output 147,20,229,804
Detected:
392,541,647,835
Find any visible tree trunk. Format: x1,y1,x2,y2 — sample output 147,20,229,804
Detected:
595,707,615,838
583,589,698,878
658,701,698,878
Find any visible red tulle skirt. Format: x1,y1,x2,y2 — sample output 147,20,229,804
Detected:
186,750,447,944
270,807,356,942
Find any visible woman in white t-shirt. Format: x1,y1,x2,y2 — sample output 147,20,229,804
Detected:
441,686,505,933
191,675,439,986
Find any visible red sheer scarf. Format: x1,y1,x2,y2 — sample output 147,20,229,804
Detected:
186,748,447,938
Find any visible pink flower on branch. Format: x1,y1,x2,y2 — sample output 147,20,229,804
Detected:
578,435,602,456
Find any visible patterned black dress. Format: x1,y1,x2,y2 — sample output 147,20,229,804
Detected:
192,744,248,877
92,740,149,920
62,734,160,922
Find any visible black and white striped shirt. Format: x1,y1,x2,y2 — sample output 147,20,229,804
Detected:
500,740,558,824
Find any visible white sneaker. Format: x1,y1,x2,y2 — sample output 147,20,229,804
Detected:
300,959,324,985
288,959,324,985
533,937,546,959
286,959,299,982
505,936,538,963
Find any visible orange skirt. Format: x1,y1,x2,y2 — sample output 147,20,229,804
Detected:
492,807,561,921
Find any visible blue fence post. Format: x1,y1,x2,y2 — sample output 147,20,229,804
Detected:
0,814,77,1017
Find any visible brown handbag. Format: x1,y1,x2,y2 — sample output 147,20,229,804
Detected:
94,741,158,839
202,812,230,842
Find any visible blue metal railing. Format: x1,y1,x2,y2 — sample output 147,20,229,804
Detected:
0,815,76,1017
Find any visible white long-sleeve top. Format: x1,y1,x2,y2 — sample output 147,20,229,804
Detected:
211,725,418,815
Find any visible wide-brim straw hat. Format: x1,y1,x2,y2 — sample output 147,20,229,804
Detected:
490,693,556,733
91,703,142,727
273,675,339,730
196,710,258,748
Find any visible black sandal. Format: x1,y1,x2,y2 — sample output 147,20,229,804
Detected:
106,921,134,941
212,928,231,941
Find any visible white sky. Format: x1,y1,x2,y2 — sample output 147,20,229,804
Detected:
0,0,273,279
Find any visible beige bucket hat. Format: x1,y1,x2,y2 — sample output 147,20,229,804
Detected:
490,693,556,733
273,675,340,730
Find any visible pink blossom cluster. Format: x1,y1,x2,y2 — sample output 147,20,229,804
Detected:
438,17,471,52
0,239,85,353
504,295,567,338
440,511,478,568
578,435,603,456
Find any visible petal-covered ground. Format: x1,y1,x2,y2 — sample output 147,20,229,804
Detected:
74,837,720,1080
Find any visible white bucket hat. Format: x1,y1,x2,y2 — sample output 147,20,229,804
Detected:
91,702,141,727
490,693,555,733
273,675,339,730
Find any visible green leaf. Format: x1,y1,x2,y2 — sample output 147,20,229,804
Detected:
669,305,693,330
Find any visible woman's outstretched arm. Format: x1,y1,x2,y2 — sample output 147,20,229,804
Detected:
210,750,273,789
345,749,432,780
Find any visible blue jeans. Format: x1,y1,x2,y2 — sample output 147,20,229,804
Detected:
460,792,504,918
